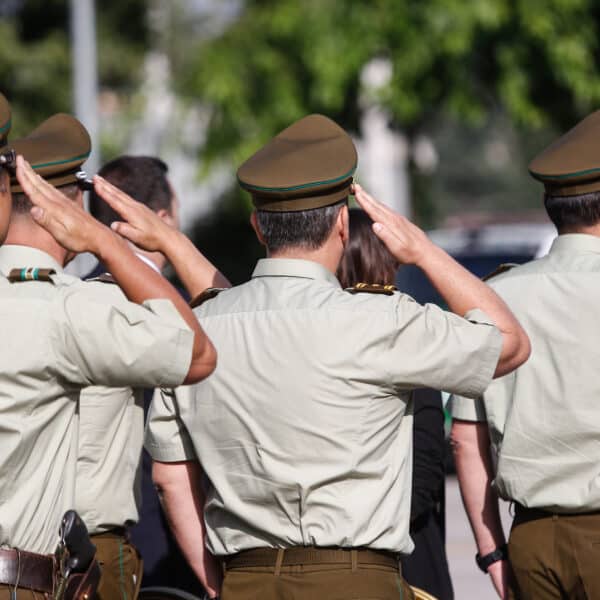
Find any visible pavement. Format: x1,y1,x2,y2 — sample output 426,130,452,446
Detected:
445,476,512,599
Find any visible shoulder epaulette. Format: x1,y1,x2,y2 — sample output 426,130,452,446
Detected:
345,282,397,295
8,267,56,283
85,272,117,285
190,287,228,309
482,263,518,282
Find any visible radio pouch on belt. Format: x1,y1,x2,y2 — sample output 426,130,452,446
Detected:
54,510,101,600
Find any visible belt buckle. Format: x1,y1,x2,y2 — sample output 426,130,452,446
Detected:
54,524,71,599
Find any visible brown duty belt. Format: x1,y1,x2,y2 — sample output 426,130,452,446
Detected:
0,548,55,594
224,546,399,570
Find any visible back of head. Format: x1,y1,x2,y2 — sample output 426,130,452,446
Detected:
337,208,399,288
238,114,357,254
89,155,172,226
6,113,90,217
530,110,600,233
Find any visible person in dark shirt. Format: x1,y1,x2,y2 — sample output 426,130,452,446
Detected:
338,208,453,600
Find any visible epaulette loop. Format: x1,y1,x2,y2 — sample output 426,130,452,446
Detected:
482,263,518,282
345,282,397,295
85,272,117,285
190,287,227,309
8,267,56,283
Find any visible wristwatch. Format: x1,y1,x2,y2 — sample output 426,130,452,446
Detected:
475,544,508,573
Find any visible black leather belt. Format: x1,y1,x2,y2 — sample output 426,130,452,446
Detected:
514,503,600,520
0,548,55,594
224,546,399,570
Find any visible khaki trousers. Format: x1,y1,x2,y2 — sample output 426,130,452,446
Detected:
221,563,415,600
92,531,143,600
508,507,600,600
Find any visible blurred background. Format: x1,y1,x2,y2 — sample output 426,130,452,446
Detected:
2,1,598,596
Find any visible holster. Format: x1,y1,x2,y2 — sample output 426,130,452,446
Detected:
62,559,102,600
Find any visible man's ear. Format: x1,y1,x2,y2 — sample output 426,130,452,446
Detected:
156,207,176,228
338,204,349,246
250,210,266,246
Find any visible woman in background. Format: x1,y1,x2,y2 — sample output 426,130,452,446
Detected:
338,208,454,600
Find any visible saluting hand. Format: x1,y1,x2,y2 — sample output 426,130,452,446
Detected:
352,183,433,266
93,176,173,253
15,155,111,255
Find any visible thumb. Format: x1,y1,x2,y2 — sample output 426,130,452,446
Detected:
372,222,404,262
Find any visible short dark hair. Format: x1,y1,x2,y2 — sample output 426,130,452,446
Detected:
12,183,79,214
544,191,600,231
255,200,347,253
89,155,172,226
337,208,399,287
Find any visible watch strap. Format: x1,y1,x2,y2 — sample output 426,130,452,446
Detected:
476,544,508,573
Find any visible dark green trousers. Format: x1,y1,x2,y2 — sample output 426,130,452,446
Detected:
221,563,415,600
508,508,600,600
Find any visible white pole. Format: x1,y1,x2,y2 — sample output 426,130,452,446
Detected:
70,0,99,177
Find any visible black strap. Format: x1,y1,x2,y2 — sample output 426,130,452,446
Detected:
475,544,507,573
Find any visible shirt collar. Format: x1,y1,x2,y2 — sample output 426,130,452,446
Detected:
135,252,162,274
549,233,600,256
0,245,64,277
252,258,341,288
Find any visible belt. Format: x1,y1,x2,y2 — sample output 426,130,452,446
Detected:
224,547,399,570
90,526,129,540
0,548,55,594
514,503,600,520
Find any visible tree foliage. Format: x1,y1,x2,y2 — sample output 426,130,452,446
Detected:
0,0,149,137
180,0,600,165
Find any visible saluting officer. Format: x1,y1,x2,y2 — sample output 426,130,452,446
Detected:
451,111,600,600
0,113,216,599
141,114,530,600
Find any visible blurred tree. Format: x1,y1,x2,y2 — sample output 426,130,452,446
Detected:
178,0,600,226
0,0,149,137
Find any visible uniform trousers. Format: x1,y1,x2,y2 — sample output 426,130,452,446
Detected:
92,530,143,600
508,506,600,600
221,550,415,600
0,586,49,599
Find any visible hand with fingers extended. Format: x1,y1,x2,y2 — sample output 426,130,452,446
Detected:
352,183,433,266
93,175,174,252
15,155,113,256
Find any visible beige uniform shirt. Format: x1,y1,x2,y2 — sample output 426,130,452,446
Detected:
77,254,162,533
450,234,600,512
0,244,193,554
146,258,501,555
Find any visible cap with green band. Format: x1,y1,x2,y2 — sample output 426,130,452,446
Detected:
529,110,600,197
5,113,91,193
237,114,357,212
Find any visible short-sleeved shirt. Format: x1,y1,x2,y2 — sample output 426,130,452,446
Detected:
0,244,194,554
146,258,501,555
450,234,600,512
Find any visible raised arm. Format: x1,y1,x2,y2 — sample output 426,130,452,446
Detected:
16,156,216,384
354,184,530,378
93,175,231,298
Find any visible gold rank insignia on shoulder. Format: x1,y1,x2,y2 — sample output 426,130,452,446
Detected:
190,287,228,308
482,263,518,282
345,282,397,295
8,267,56,283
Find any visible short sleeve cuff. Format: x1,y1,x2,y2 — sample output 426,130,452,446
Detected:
448,393,487,422
142,299,194,387
144,387,197,462
460,308,503,398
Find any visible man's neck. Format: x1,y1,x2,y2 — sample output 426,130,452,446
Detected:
559,224,600,237
4,219,68,267
268,245,341,275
